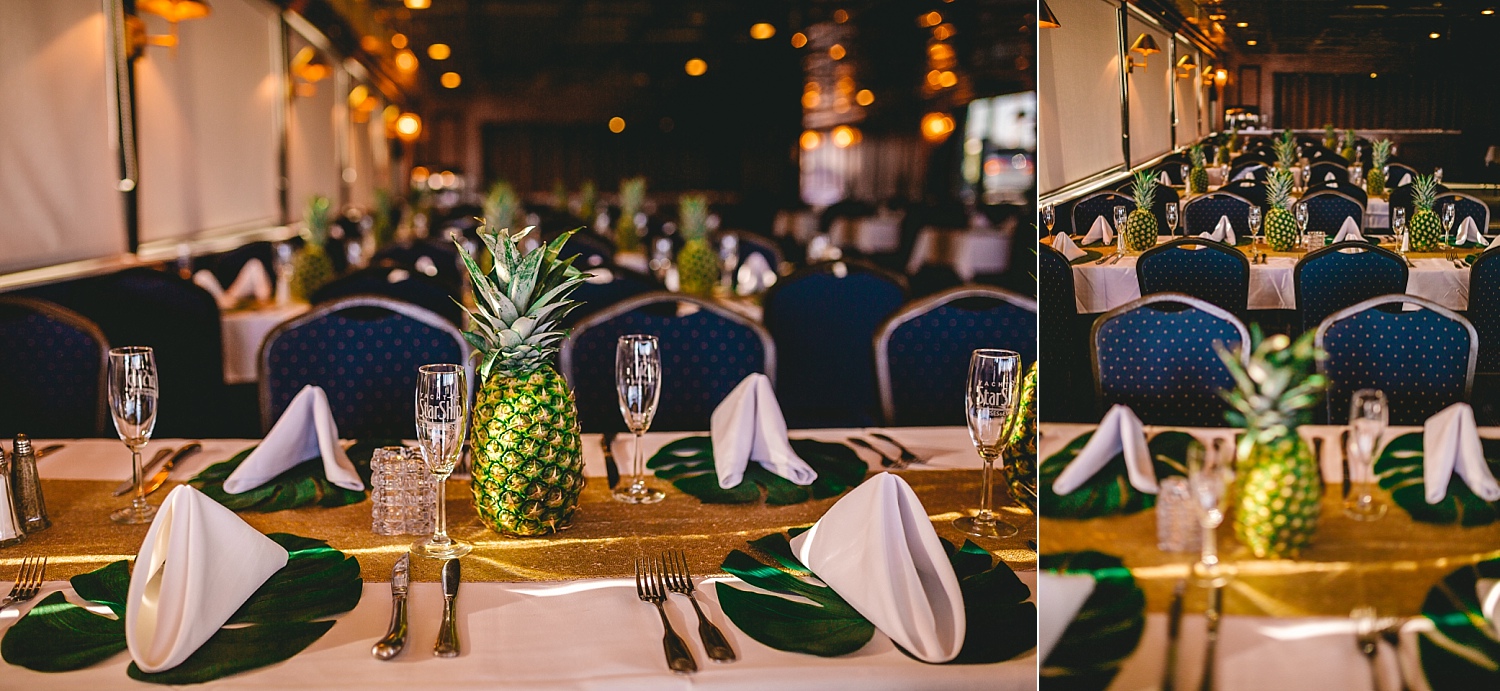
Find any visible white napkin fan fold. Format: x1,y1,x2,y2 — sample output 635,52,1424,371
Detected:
1423,402,1500,503
224,385,365,493
1332,216,1364,243
193,259,272,309
1051,405,1157,495
1081,216,1114,246
711,374,817,488
1051,233,1085,261
1199,215,1236,244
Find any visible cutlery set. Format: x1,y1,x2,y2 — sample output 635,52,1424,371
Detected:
372,554,462,660
0,557,47,613
636,550,737,673
111,443,202,497
847,434,927,469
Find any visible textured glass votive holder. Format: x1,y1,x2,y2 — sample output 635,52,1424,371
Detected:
370,446,437,536
1156,476,1202,553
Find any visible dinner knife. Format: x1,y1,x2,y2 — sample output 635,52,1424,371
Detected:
1161,579,1187,691
1201,583,1223,691
35,444,64,459
1340,429,1353,501
435,558,461,658
601,432,621,490
113,447,174,496
371,553,410,660
142,442,202,497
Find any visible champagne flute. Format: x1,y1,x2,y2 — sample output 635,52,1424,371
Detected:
1041,204,1056,236
1248,206,1263,258
1443,202,1458,251
1165,202,1179,237
955,349,1022,538
1435,167,1444,185
413,363,472,559
1187,441,1235,586
1112,205,1128,255
1295,201,1310,248
1179,164,1190,190
616,335,665,504
1394,206,1408,253
109,347,159,524
1344,389,1389,521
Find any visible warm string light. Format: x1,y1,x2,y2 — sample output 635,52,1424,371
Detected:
608,117,626,133
427,43,450,60
440,72,461,88
749,23,775,39
684,58,707,76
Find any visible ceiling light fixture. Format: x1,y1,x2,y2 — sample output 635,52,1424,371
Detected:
1235,21,1248,27
684,58,707,76
1246,39,1258,45
404,0,430,9
1429,31,1441,38
440,72,460,88
750,23,775,39
427,43,450,60
790,32,807,48
608,117,626,133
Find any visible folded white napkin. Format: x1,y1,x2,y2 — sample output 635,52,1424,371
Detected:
193,259,272,309
126,485,288,673
1398,173,1412,187
788,473,966,663
1422,403,1500,504
1233,168,1253,181
1080,216,1114,245
735,253,777,296
223,385,365,494
1333,216,1364,243
1455,216,1484,245
1489,233,1500,251
1051,405,1157,495
1159,171,1172,186
1199,215,1237,244
1037,572,1095,663
1478,579,1500,637
1325,171,1338,182
1051,233,1086,261
711,374,817,488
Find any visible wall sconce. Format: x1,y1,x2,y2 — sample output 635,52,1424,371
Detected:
1126,33,1160,72
1039,0,1061,28
1214,69,1228,87
290,46,331,97
127,0,211,58
1175,54,1197,79
395,112,423,142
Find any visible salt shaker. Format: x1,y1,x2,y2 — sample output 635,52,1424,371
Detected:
0,451,26,548
10,435,49,533
1156,476,1201,553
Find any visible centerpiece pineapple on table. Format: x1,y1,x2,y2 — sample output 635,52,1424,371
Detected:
1366,140,1392,197
1123,170,1159,252
1000,362,1038,514
1408,174,1442,252
1216,327,1327,559
290,195,336,302
456,225,589,537
1188,145,1209,194
1323,123,1338,150
1274,133,1297,172
1340,129,1358,163
676,193,719,296
1264,169,1300,252
616,177,647,252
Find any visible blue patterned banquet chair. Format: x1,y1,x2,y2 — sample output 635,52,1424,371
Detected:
1306,161,1350,186
311,265,463,326
1385,163,1421,188
1293,242,1407,334
564,266,659,328
1136,238,1250,316
874,286,1037,427
1220,179,1267,209
1150,157,1190,185
1038,244,1084,421
259,296,468,438
1467,248,1500,373
1181,192,1254,238
1305,147,1349,166
1227,161,1270,182
1436,193,1490,238
561,292,774,433
727,230,785,271
761,260,906,428
1316,295,1476,425
1303,179,1368,207
555,231,615,269
1069,191,1134,239
1090,293,1249,427
372,239,462,291
1299,190,1367,234
0,297,109,438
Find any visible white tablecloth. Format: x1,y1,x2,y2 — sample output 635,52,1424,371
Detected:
829,216,903,254
221,303,309,385
907,227,1012,281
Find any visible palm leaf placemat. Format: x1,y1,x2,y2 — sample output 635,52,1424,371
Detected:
1039,551,1145,691
1374,432,1500,526
1039,431,1194,519
1415,558,1500,688
647,437,867,505
190,440,396,512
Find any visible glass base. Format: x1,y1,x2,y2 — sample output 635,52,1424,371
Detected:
110,502,157,525
1191,560,1236,588
412,535,472,559
613,482,666,504
1343,497,1388,521
953,513,1019,539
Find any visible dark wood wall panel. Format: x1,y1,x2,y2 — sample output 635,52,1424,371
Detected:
1274,73,1462,130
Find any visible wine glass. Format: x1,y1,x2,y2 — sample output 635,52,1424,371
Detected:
1112,205,1128,254
616,335,665,504
1295,201,1310,247
412,363,472,559
955,349,1022,538
108,347,159,524
1041,204,1055,235
1165,202,1179,237
1344,389,1389,521
1187,440,1235,586
1248,206,1263,254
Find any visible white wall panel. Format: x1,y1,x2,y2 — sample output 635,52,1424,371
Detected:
1126,16,1171,166
1037,0,1124,194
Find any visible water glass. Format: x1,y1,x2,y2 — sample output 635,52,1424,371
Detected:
412,363,471,559
108,347,159,524
955,349,1022,538
370,447,437,536
1344,389,1389,521
616,335,665,504
1306,231,1327,251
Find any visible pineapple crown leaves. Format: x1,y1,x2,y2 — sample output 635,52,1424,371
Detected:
1274,137,1297,169
1189,145,1206,168
1214,325,1327,442
1372,139,1392,167
454,225,590,380
303,195,333,244
1266,168,1295,210
679,193,710,240
484,181,520,230
1342,129,1358,149
1324,123,1336,137
619,176,647,215
1129,170,1158,209
1412,174,1439,211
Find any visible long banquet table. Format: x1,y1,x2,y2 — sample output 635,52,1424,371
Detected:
1039,422,1493,690
0,428,1034,690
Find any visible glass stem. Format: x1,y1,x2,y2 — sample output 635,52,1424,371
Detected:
632,430,645,490
976,451,996,523
1201,521,1219,569
432,472,450,544
131,447,148,510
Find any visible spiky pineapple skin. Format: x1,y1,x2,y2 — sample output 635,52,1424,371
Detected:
289,245,334,302
1124,209,1157,251
677,238,719,296
469,367,585,537
1190,167,1208,194
1366,169,1386,198
1265,208,1300,251
1000,362,1038,514
1235,434,1322,558
1410,209,1441,251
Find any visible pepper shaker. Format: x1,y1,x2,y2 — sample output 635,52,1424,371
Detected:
10,435,50,533
0,450,25,547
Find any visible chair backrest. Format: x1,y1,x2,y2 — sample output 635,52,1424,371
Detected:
1468,248,1500,372
1151,159,1189,185
1305,147,1350,166
1293,242,1408,334
1316,295,1476,425
1136,238,1250,315
1303,179,1368,207
0,297,109,437
1220,179,1267,208
1437,193,1490,236
372,240,462,290
564,266,660,328
1182,192,1254,237
259,296,468,438
557,232,615,269
311,266,463,325
1091,293,1250,426
874,286,1037,426
208,241,278,290
1299,190,1366,233
1228,161,1270,182
560,292,774,433
762,260,907,428
728,230,785,270
1307,161,1350,186
1069,191,1134,237
1038,244,1083,422
1386,163,1421,187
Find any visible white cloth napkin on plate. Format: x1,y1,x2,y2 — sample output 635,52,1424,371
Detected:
1051,233,1086,261
1080,216,1114,246
1158,171,1172,186
1455,217,1484,245
736,253,777,296
193,259,272,309
1037,572,1095,663
788,473,966,663
223,385,365,493
1398,173,1412,187
1200,215,1237,244
1051,405,1157,495
1422,402,1500,504
711,374,817,488
1333,216,1364,243
126,485,288,673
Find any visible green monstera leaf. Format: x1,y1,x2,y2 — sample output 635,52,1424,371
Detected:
1374,432,1500,526
1039,431,1195,519
647,437,867,505
0,534,361,684
714,531,1036,663
1039,551,1146,691
1416,558,1500,688
189,440,397,512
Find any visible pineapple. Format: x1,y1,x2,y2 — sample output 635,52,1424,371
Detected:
578,180,597,225
616,177,647,252
1367,140,1392,197
1323,123,1338,150
1340,129,1357,162
1274,133,1296,170
1409,174,1442,251
1000,362,1038,514
456,225,589,537
290,195,336,302
1123,170,1159,251
1215,327,1327,559
1264,169,1300,251
484,181,520,232
676,193,719,296
1188,145,1209,194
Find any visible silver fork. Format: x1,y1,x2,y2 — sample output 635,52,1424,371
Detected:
871,432,925,465
636,557,697,674
0,557,47,612
1352,605,1381,690
661,550,736,663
